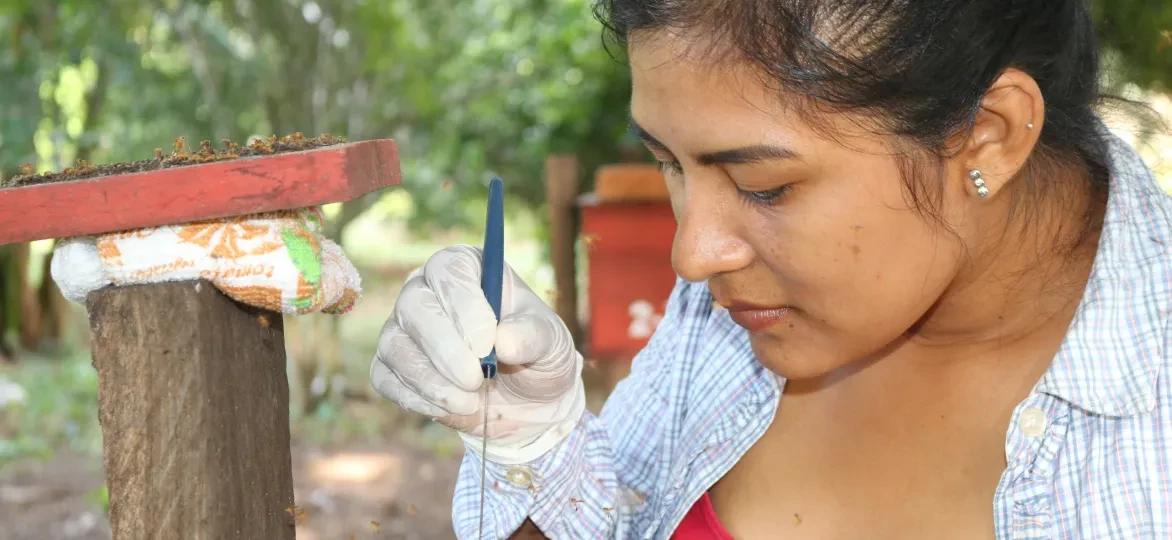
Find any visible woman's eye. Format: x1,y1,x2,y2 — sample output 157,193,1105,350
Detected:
736,185,792,205
656,160,791,206
656,161,684,175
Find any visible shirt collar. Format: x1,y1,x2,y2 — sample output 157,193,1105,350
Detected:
1035,133,1172,417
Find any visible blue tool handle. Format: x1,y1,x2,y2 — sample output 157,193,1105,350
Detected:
480,176,505,379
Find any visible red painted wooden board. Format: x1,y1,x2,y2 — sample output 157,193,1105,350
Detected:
580,199,679,362
0,139,401,246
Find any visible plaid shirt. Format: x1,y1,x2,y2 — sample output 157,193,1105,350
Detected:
453,133,1172,539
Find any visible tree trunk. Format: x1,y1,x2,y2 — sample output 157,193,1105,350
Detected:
0,245,16,363
15,242,42,349
38,244,70,346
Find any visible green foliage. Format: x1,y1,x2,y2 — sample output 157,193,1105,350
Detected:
86,483,110,513
1,0,634,234
1094,0,1172,93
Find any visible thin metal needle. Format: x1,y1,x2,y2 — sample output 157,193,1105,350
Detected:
479,379,489,539
478,176,504,539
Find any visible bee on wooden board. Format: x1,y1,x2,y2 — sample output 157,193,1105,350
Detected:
249,138,271,153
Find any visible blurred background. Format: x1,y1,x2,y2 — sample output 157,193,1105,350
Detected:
0,1,1169,538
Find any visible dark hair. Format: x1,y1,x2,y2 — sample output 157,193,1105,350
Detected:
592,0,1123,239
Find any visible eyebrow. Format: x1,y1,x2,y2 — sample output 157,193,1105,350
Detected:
628,115,801,166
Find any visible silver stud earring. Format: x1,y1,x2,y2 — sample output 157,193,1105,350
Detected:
969,169,989,198
1026,123,1034,129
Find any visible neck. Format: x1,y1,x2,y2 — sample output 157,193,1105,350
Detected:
907,173,1107,353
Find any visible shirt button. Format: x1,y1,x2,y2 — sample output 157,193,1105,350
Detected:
1018,407,1047,437
505,465,533,488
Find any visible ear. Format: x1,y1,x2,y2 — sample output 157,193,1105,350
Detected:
955,68,1043,200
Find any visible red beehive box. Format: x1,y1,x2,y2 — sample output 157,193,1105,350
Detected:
578,164,677,362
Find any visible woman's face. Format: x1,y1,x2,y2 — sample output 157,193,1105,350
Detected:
629,35,981,380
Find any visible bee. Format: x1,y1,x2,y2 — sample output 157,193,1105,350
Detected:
17,163,35,176
75,159,94,172
570,498,583,512
173,136,187,156
407,504,417,516
603,507,614,515
221,139,238,152
794,513,802,525
285,505,307,524
369,520,381,531
442,179,453,191
581,233,601,250
258,314,270,328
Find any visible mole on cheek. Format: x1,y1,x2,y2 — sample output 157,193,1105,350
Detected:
851,245,861,255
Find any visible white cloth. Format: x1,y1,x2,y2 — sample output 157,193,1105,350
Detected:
50,207,361,315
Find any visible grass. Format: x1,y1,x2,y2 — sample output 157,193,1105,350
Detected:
0,349,103,469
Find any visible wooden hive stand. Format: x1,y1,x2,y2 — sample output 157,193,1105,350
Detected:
0,138,401,539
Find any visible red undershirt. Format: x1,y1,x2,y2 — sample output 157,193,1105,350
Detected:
671,492,735,539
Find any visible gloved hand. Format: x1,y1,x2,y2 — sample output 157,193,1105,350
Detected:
370,244,585,464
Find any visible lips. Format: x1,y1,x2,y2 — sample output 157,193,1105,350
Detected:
720,301,793,333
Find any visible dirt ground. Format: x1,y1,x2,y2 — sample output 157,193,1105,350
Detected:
0,363,628,540
0,441,460,540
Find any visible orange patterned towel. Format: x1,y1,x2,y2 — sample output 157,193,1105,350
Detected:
51,207,361,315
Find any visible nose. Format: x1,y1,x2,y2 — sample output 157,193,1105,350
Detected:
670,177,753,282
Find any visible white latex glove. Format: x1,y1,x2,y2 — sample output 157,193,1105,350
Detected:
370,244,585,465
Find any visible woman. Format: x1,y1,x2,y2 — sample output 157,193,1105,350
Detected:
371,0,1172,538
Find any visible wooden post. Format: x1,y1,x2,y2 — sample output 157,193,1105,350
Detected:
87,280,295,540
545,154,582,344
